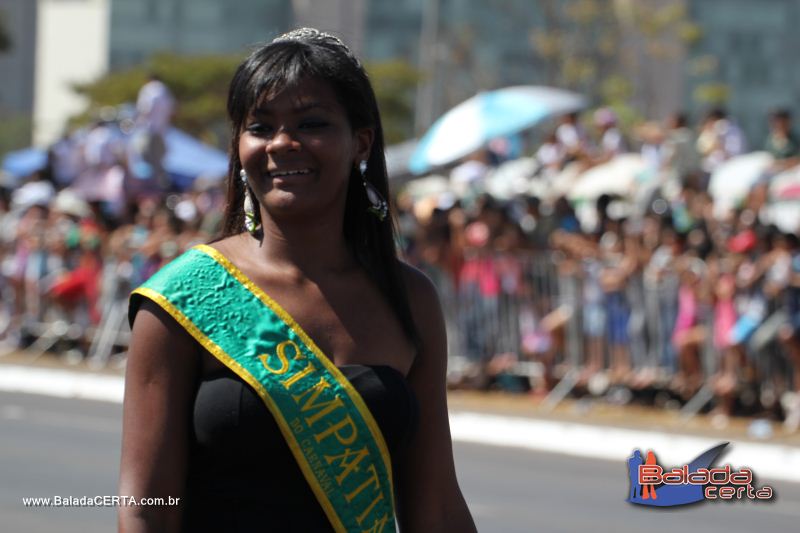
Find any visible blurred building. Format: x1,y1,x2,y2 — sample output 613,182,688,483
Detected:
0,0,108,147
109,0,292,68
367,0,686,132
34,0,110,145
292,0,366,57
365,0,550,133
5,0,799,150
686,0,800,146
369,0,800,143
0,0,38,136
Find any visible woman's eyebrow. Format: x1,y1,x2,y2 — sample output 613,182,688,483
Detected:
251,101,335,116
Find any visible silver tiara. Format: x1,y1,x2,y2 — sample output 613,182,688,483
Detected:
272,27,361,68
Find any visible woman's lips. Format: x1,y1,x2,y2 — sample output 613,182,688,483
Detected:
268,168,312,178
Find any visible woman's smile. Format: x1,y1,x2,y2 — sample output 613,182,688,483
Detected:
266,167,315,188
268,168,312,178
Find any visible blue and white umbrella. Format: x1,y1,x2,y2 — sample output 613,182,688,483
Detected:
409,85,586,174
0,127,228,190
163,127,229,189
1,147,48,184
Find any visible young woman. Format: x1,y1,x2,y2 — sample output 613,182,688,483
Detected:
119,28,476,533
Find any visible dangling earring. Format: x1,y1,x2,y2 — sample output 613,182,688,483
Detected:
360,160,388,221
240,169,258,235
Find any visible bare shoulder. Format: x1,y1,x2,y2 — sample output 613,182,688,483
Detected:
397,261,447,375
128,298,199,377
132,298,196,346
398,261,442,319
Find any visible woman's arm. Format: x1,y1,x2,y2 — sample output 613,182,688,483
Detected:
395,265,477,533
118,300,198,532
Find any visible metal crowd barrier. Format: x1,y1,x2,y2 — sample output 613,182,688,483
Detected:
0,249,136,368
2,242,796,423
428,249,796,419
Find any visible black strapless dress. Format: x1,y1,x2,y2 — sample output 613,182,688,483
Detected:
181,364,419,532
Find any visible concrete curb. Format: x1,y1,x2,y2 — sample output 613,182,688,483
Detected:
449,412,800,483
0,364,124,403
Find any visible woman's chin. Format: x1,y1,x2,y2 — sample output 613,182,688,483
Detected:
262,195,320,221
260,187,344,222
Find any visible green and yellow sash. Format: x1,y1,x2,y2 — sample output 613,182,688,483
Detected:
129,244,396,533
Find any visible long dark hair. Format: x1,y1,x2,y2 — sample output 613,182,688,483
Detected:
218,29,419,349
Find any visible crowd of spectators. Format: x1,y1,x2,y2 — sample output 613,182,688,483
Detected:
1,101,799,428
397,107,800,428
0,76,212,359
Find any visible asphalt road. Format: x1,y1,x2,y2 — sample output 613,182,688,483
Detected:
1,390,799,533
0,392,120,533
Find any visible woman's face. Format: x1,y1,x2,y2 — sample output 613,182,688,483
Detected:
238,77,373,222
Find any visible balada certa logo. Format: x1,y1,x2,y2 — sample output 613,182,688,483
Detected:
627,443,774,506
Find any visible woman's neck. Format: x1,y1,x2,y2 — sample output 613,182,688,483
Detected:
252,212,356,279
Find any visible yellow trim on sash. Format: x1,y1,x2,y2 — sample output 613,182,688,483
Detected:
193,244,395,489
131,285,349,533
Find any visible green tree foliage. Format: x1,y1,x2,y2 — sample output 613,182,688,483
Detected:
530,0,709,126
71,53,243,147
693,83,730,106
72,52,420,148
71,53,419,149
0,113,32,156
531,0,621,100
365,59,421,144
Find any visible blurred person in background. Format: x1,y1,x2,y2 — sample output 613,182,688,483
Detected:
644,222,682,376
555,111,589,164
458,219,500,372
622,218,653,389
4,203,50,345
662,112,702,189
137,204,182,280
759,230,800,421
708,255,740,417
47,219,105,326
130,74,176,190
637,121,667,177
486,207,526,388
449,150,490,204
535,130,566,177
578,233,606,387
597,219,637,386
541,229,582,388
728,243,769,400
553,195,581,234
764,108,800,175
136,74,176,136
72,119,125,203
670,256,708,399
49,132,85,188
777,233,800,429
591,107,626,164
697,108,747,175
